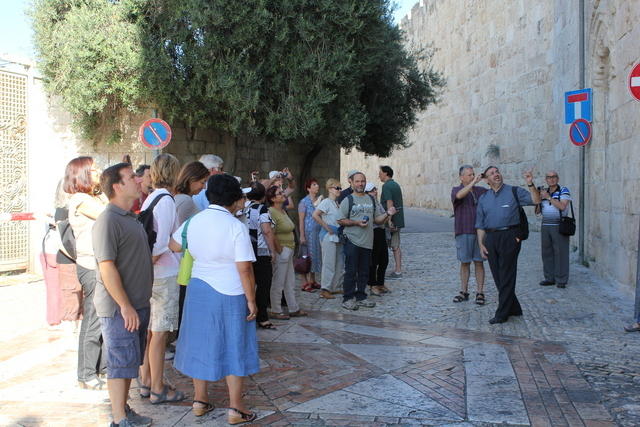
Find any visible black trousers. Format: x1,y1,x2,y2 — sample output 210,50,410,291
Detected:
76,265,106,382
369,228,389,287
253,256,273,323
485,228,523,320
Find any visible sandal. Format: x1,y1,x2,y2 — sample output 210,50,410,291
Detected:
135,377,150,398
311,281,321,289
192,400,214,417
228,407,257,425
258,322,277,330
475,293,485,305
301,283,316,293
150,385,186,405
289,310,308,317
453,291,469,303
269,312,290,320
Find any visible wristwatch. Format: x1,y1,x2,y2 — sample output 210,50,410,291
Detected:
527,183,535,187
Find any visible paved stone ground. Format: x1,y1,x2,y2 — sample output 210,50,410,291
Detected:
0,209,639,426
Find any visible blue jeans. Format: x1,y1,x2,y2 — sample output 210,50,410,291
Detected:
343,240,372,302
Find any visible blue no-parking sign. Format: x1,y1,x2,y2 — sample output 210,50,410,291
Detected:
569,119,591,146
138,119,172,149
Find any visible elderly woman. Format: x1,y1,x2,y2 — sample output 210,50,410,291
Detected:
266,186,307,320
65,156,108,390
312,178,344,299
298,178,323,291
138,154,185,404
170,174,259,423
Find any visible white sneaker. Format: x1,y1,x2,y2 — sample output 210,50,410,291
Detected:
342,299,359,310
356,299,376,308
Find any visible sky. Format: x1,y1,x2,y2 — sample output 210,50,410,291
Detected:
0,0,419,60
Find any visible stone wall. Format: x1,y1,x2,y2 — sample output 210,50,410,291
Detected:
23,71,339,273
341,0,640,288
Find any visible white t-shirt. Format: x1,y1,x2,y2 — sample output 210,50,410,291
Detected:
172,205,256,295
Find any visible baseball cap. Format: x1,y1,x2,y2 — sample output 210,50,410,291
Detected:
269,171,281,179
242,187,252,194
364,182,376,192
347,170,362,179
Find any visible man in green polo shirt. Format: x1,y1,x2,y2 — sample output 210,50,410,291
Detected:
379,166,404,278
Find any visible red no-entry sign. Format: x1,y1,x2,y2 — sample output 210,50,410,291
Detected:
628,63,640,101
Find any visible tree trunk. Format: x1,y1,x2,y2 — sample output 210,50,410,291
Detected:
298,143,323,200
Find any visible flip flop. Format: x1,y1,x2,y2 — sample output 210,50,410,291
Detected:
150,385,185,405
301,283,316,293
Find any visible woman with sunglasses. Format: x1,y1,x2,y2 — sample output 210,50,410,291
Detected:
312,179,344,299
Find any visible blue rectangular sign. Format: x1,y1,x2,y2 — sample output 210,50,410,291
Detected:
565,88,592,124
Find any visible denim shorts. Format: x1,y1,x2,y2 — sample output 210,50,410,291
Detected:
455,233,484,263
100,307,150,379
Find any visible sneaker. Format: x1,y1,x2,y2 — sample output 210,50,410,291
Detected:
380,286,391,293
78,377,105,390
357,299,376,308
539,280,555,286
556,283,566,288
125,404,152,426
342,299,359,310
110,418,134,427
164,349,175,361
387,272,402,279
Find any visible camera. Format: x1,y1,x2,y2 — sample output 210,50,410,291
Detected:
480,173,486,179
362,215,369,224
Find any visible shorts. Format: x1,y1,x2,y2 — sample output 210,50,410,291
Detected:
149,275,179,332
389,230,401,249
455,234,484,263
100,307,150,379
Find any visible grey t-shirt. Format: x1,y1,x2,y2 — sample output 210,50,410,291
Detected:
175,193,199,226
92,203,154,317
475,184,534,230
339,193,375,250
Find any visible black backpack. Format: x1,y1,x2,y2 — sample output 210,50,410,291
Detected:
138,193,174,250
511,186,529,241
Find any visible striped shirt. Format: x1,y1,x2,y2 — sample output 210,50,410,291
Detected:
541,186,571,225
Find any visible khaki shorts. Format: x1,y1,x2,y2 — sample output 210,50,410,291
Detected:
149,275,179,332
389,229,401,249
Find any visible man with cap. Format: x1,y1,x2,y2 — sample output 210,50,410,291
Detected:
337,170,358,203
337,172,396,310
476,166,540,324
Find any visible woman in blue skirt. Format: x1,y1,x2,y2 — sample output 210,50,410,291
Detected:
170,174,259,424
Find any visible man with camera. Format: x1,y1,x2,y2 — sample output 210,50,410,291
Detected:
537,171,572,288
337,172,396,310
476,166,540,324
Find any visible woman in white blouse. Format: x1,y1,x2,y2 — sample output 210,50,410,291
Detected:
170,174,259,423
138,154,185,404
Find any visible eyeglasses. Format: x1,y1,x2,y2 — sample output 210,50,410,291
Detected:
545,175,558,179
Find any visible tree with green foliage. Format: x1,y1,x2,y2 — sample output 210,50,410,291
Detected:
32,0,444,168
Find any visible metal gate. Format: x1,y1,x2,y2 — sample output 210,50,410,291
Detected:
0,70,28,272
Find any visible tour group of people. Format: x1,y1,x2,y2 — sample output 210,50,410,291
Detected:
46,153,404,426
47,148,585,426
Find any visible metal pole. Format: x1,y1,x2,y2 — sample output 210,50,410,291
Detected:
152,108,160,159
578,0,586,265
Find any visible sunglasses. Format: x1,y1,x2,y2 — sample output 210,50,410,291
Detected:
545,175,558,179
332,186,342,190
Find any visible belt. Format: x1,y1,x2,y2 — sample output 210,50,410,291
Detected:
485,224,518,233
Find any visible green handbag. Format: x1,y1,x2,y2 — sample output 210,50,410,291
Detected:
176,217,194,286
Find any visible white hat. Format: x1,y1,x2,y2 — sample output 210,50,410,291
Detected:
269,170,281,179
364,182,376,192
242,187,252,194
347,170,361,179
